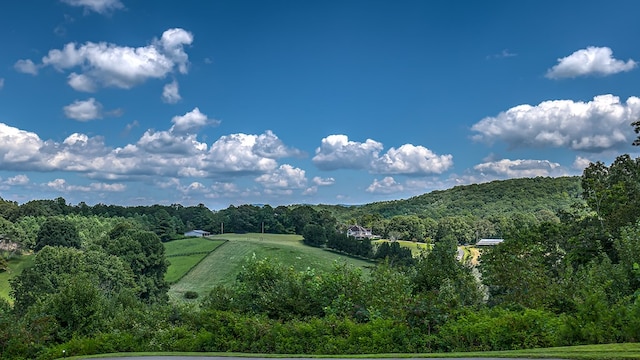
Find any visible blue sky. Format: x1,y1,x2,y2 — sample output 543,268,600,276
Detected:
1,0,640,209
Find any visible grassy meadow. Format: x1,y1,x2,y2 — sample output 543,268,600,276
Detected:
372,239,430,256
163,237,225,283
168,232,375,300
0,255,33,303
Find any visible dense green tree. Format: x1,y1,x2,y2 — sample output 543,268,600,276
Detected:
34,217,82,251
228,257,324,319
0,198,19,221
616,222,640,291
374,241,414,266
0,217,27,251
10,246,136,315
26,274,109,341
97,223,169,303
289,205,319,234
153,209,176,242
365,262,414,321
632,119,640,146
302,224,327,247
387,215,426,241
414,235,482,307
582,155,640,235
436,216,474,244
421,216,438,241
479,223,567,310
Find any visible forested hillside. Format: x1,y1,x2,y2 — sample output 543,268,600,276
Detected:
316,176,583,221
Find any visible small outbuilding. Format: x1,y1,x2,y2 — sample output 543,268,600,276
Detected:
184,229,211,237
476,238,504,246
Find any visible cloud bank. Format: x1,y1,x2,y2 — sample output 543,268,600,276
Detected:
471,94,640,152
313,134,453,175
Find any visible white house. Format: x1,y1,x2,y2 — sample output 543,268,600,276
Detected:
346,225,377,239
184,229,211,237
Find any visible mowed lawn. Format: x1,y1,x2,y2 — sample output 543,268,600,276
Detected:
0,255,34,303
164,238,225,284
372,239,430,256
169,233,375,300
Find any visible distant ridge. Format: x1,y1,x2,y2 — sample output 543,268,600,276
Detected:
312,176,583,221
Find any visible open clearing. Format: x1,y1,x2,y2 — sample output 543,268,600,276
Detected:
168,233,375,300
372,239,430,256
164,238,226,284
164,237,226,257
0,255,33,303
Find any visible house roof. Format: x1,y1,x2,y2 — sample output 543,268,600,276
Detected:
347,225,369,232
476,238,504,246
185,229,210,235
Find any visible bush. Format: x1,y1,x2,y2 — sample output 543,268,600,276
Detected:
184,291,199,299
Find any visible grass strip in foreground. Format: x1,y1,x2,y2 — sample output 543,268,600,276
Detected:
62,343,640,360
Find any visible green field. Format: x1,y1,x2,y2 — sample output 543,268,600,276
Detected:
0,255,33,303
68,342,640,359
372,239,430,256
168,233,375,300
163,238,225,284
164,237,225,256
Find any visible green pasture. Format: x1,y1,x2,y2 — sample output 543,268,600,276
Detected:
372,239,430,256
164,237,225,256
168,233,375,300
0,254,33,303
67,342,640,359
163,238,225,284
165,253,211,284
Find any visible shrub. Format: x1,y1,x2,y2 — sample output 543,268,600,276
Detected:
184,291,199,299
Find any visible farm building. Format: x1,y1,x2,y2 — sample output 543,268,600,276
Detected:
184,229,211,237
476,238,504,246
346,225,378,239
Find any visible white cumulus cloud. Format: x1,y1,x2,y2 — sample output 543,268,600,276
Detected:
63,98,103,121
14,59,39,75
206,133,279,174
24,28,193,91
162,80,181,103
473,159,567,178
373,144,453,175
0,113,304,194
6,175,29,186
313,134,453,175
312,176,335,186
546,46,637,79
252,130,303,158
313,134,383,170
471,94,640,152
47,178,125,192
170,107,219,133
60,0,124,14
366,176,404,194
573,156,594,171
255,164,307,190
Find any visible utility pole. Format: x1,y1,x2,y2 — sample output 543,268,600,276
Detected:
221,222,224,234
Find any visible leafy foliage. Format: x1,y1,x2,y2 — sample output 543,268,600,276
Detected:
34,218,81,251
95,223,169,303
